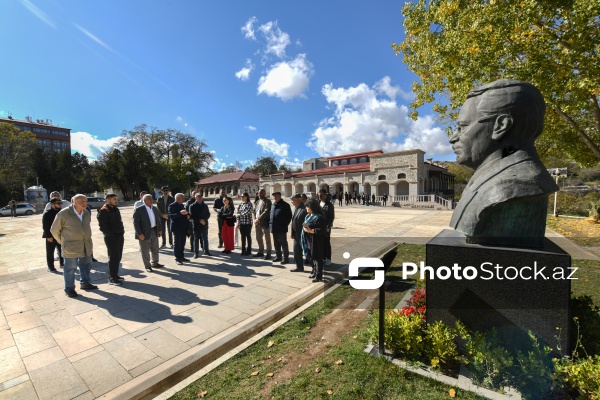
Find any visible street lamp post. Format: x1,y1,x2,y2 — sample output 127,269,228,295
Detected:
548,168,568,217
186,171,192,197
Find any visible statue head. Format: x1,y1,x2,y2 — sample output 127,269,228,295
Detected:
449,79,545,170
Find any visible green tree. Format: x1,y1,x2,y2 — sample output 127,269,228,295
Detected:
395,0,600,166
246,156,278,176
0,123,37,192
220,161,243,174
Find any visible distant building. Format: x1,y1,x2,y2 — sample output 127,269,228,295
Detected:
0,116,70,153
260,149,455,208
195,171,260,198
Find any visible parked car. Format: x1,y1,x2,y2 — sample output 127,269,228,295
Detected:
86,197,105,210
0,203,37,216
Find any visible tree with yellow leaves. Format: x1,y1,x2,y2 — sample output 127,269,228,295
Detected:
394,0,600,166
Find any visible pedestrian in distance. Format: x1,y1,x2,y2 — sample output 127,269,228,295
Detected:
9,199,17,217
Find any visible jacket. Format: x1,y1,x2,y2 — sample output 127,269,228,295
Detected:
237,201,253,225
168,201,189,233
50,205,94,258
213,196,225,221
133,204,162,240
255,197,272,228
42,207,60,239
97,204,125,237
221,205,236,227
270,199,292,234
321,200,335,229
291,203,307,241
190,201,211,229
157,195,175,218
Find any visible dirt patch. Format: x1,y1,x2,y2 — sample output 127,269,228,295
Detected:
258,288,379,396
547,217,600,257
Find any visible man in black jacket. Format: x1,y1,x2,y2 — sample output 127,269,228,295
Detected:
270,192,292,264
157,186,175,248
169,193,191,265
213,189,226,248
190,193,211,258
185,191,197,253
133,194,163,273
319,189,335,266
42,198,64,272
97,194,125,285
289,194,307,272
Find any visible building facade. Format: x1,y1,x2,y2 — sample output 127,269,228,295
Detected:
260,149,455,208
0,116,71,153
195,171,260,198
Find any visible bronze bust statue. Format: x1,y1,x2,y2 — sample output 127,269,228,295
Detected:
449,79,559,248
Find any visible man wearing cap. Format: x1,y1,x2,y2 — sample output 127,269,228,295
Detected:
270,192,292,264
290,194,307,272
42,198,64,272
157,187,174,248
253,189,272,260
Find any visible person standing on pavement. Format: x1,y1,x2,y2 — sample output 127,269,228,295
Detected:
319,189,335,266
253,189,272,260
189,193,211,258
44,191,70,211
9,199,17,217
290,194,307,272
42,198,64,272
270,192,292,264
169,193,191,265
50,194,97,298
382,193,388,206
338,192,343,207
213,189,226,248
185,191,197,253
133,191,148,209
372,193,376,205
220,197,236,254
235,193,254,256
133,194,164,273
157,187,174,248
97,194,125,285
302,199,327,282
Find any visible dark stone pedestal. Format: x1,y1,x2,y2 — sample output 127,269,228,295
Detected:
426,230,571,356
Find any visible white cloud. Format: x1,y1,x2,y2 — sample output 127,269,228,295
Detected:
279,157,302,169
257,54,312,100
241,16,257,40
256,138,289,157
235,59,254,81
373,76,414,101
175,115,189,127
70,132,122,160
73,23,115,53
307,78,452,159
245,125,257,131
258,21,290,58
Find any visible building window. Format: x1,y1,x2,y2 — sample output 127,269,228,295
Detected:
341,159,348,165
359,157,367,163
378,175,386,180
349,158,357,164
33,127,51,134
397,173,406,179
331,160,338,166
52,130,68,136
17,125,32,131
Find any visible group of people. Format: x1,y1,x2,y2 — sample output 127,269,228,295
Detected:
40,186,337,298
333,192,388,207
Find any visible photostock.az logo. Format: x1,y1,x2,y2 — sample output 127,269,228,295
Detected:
348,258,385,290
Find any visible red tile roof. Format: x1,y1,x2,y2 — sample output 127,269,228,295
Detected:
197,171,259,185
291,163,371,178
327,150,382,161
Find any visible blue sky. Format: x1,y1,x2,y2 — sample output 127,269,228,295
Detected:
0,0,453,170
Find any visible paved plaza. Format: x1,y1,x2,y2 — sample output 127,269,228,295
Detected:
0,203,594,399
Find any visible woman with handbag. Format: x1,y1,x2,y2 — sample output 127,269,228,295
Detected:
220,197,236,254
301,199,328,282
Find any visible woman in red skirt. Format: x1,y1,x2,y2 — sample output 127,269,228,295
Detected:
220,197,236,254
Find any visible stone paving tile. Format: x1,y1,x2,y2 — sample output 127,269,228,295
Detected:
52,325,100,358
187,310,233,335
103,334,158,371
1,297,33,316
29,296,66,316
74,309,117,334
0,379,37,400
271,276,310,289
6,310,43,334
16,279,44,292
128,356,163,378
39,309,80,334
91,325,128,345
196,303,243,321
158,319,208,342
0,326,14,351
21,346,66,373
135,327,191,361
29,358,89,400
0,346,26,384
0,309,7,328
220,296,265,315
185,331,213,347
130,324,161,338
22,288,54,303
68,345,104,363
232,289,271,305
72,350,131,397
247,284,291,300
228,312,252,325
255,281,300,295
107,308,151,333
72,391,95,400
61,298,99,316
13,326,57,358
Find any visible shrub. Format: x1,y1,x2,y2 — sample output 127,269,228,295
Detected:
513,332,554,397
464,329,514,389
368,310,425,360
425,321,461,371
554,355,600,399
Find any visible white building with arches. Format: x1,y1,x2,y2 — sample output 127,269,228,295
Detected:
259,149,455,208
195,171,260,198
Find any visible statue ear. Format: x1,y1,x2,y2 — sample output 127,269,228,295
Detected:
492,114,513,140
